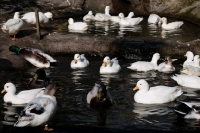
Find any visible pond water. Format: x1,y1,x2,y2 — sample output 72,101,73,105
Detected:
1,17,200,132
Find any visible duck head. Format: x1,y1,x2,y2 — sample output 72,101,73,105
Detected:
68,18,74,25
133,79,149,93
73,54,81,64
35,68,47,80
102,56,111,67
151,53,160,63
118,13,124,19
88,11,93,15
44,12,53,20
9,45,20,54
184,51,194,60
2,82,17,94
165,56,172,65
127,12,134,18
13,12,20,19
96,84,107,101
160,17,167,24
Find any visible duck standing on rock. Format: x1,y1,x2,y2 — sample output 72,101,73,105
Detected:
21,12,53,29
1,12,24,41
9,45,57,68
14,83,58,131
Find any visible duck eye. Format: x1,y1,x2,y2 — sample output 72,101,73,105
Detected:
6,86,8,88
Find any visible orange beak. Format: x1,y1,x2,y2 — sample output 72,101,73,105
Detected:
102,61,107,67
1,89,6,93
74,59,77,64
133,86,139,91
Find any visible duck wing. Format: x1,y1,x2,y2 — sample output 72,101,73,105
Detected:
17,88,44,103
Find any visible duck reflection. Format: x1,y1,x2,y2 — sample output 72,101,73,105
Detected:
118,25,142,37
2,103,25,125
161,29,182,38
71,69,87,84
97,108,107,126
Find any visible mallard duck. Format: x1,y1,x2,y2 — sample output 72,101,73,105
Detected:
68,18,88,31
160,17,183,30
127,53,160,72
174,101,200,119
1,12,24,40
14,83,57,131
110,12,134,23
9,45,57,68
1,82,44,104
133,79,183,104
183,51,194,66
148,14,161,25
118,13,143,26
70,54,89,69
158,56,175,72
28,68,51,89
83,11,95,21
171,74,200,88
95,6,111,21
21,12,53,28
100,56,121,74
87,83,112,108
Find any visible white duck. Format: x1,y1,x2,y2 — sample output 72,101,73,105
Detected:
21,12,53,28
9,45,57,68
110,12,134,23
183,51,194,66
1,12,24,40
127,53,160,72
87,83,112,107
148,14,161,25
133,79,183,104
1,82,44,104
100,56,121,74
83,11,95,21
174,101,200,119
160,17,183,30
180,66,200,76
158,56,176,72
193,55,200,67
70,54,89,69
95,6,111,21
118,13,143,26
14,83,57,131
171,74,200,89
68,18,88,31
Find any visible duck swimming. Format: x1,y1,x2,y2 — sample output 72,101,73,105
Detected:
160,17,183,30
95,6,111,21
70,54,89,69
87,83,112,108
1,12,24,40
133,79,183,104
100,56,121,74
158,56,175,72
174,101,200,119
1,82,44,104
68,18,88,31
127,53,160,72
83,11,95,21
9,45,57,68
14,83,57,131
28,68,51,89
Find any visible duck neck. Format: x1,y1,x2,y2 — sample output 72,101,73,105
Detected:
13,13,20,19
105,8,110,15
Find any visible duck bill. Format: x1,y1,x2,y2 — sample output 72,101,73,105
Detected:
97,93,102,99
1,89,6,93
133,86,139,91
102,61,107,67
33,74,38,79
118,16,121,19
184,54,186,57
74,59,77,64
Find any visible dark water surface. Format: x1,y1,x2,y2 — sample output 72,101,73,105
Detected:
1,17,200,132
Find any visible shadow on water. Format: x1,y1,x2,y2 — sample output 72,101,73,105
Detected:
1,17,200,132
